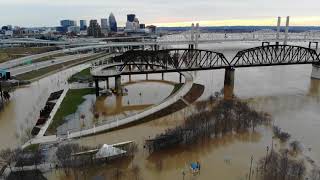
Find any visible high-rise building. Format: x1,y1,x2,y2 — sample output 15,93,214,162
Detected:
125,15,141,32
87,20,102,38
60,20,76,28
60,20,77,33
101,18,109,36
109,13,117,32
127,14,136,22
80,20,87,31
68,26,80,34
147,25,157,34
140,24,146,29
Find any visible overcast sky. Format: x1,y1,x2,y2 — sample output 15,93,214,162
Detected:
1,0,320,27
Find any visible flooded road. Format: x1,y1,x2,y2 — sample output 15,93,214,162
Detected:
1,41,320,179
0,64,89,148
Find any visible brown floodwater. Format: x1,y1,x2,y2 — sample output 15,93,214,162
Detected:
56,79,177,135
0,63,89,148
1,41,320,180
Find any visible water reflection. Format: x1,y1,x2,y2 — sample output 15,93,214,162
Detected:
308,78,320,97
57,80,176,135
0,63,90,148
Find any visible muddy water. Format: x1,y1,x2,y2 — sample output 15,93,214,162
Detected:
1,41,320,180
57,80,176,135
52,42,320,180
0,64,89,148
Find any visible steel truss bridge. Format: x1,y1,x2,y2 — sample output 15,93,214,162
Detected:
106,45,320,76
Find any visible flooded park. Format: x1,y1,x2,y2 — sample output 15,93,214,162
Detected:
0,40,320,180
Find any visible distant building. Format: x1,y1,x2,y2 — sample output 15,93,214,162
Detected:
4,30,13,37
109,13,117,32
68,26,80,34
125,15,141,33
87,20,102,38
60,20,76,27
80,20,87,31
147,25,157,34
127,14,136,22
6,25,12,31
60,20,77,33
1,26,9,31
140,24,146,29
101,18,109,36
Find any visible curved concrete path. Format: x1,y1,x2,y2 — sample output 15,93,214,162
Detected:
67,71,194,138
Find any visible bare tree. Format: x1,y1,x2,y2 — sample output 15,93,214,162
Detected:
0,148,22,172
0,148,15,171
131,165,141,180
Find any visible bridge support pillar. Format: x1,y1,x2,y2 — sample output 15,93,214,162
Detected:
311,64,320,79
106,78,109,89
224,67,235,100
146,74,148,80
95,79,99,97
179,73,182,83
115,75,122,95
162,73,164,80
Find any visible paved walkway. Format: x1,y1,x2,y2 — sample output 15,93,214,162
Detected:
20,62,194,146
2,163,55,178
21,88,69,149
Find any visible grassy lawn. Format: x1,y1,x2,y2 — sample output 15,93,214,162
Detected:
68,67,92,83
24,143,40,152
0,47,60,63
15,53,104,81
46,88,96,135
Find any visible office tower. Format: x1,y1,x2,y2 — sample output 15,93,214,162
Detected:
127,14,136,22
101,18,109,36
87,20,102,38
80,20,87,31
109,13,117,32
60,20,76,28
140,24,146,29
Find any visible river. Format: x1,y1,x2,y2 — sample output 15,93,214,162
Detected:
0,41,319,179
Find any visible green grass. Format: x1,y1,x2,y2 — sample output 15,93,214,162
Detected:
68,67,92,83
46,88,96,135
24,143,40,152
0,47,60,63
15,54,104,81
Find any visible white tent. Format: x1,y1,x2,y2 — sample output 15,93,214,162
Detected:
95,144,126,159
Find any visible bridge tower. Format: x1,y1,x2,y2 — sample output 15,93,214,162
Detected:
224,67,235,100
188,23,195,49
195,23,199,49
284,16,290,45
276,16,281,45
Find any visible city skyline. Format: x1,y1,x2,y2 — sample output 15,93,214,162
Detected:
1,0,320,27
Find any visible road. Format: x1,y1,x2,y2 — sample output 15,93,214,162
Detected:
8,53,96,76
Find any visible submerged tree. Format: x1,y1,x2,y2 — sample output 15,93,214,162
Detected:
145,98,271,153
257,150,306,180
